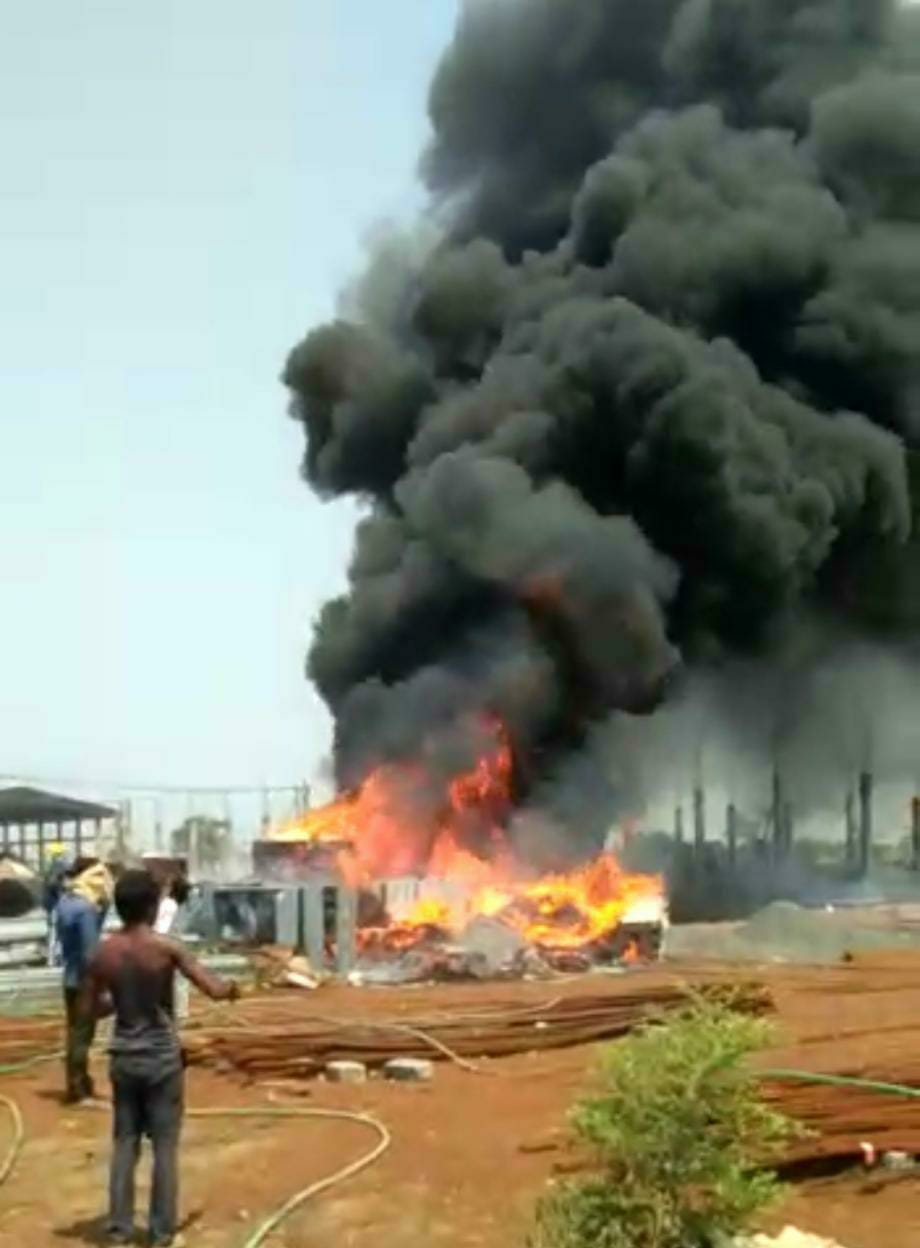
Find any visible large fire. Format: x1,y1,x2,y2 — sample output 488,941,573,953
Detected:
271,719,664,958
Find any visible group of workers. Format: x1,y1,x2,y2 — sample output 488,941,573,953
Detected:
39,852,239,1247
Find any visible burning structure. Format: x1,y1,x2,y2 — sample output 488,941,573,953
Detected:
262,718,666,966
275,1,920,960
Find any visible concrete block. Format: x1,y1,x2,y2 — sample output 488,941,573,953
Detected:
325,1060,367,1085
383,1057,434,1083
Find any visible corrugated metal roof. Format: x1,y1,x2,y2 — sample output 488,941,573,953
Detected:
0,785,117,824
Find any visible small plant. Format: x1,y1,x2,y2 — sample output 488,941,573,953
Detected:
531,997,802,1248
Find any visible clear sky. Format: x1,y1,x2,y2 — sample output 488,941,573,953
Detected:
0,1,459,801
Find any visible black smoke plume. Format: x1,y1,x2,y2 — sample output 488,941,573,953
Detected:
284,0,920,861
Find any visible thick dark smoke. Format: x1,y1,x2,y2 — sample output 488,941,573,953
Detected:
284,0,920,862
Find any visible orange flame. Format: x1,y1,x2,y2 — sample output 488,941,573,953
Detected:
271,719,663,955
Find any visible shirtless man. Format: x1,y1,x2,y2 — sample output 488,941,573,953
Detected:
81,868,239,1247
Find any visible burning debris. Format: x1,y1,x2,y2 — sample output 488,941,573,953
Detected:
280,0,920,936
266,718,666,973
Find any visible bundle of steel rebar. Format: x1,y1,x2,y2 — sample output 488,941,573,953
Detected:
764,1066,920,1165
183,981,771,1078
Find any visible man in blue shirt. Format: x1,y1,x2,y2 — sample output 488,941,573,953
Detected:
57,861,112,1102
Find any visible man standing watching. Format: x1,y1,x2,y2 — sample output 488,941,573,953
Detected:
81,868,239,1247
57,860,113,1102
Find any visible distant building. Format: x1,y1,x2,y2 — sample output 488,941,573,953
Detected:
0,785,118,869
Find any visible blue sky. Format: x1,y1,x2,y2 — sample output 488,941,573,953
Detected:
0,1,459,800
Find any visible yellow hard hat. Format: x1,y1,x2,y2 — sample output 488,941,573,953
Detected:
49,842,65,857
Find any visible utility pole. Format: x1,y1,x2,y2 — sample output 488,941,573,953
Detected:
726,802,738,867
845,788,857,866
154,796,164,855
858,770,873,879
116,800,131,861
782,801,795,856
693,784,706,857
771,766,785,860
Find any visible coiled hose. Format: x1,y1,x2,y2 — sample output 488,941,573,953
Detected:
0,1053,60,1188
0,1093,23,1187
187,1106,390,1248
0,1053,390,1248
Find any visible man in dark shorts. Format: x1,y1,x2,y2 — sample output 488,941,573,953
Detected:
80,868,239,1247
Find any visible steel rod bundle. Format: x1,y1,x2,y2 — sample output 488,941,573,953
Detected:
183,981,771,1078
764,1066,920,1164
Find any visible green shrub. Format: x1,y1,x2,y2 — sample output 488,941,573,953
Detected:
531,998,802,1248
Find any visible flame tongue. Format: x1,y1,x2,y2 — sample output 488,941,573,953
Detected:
274,716,514,885
271,718,663,957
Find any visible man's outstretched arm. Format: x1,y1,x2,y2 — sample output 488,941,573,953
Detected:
172,942,240,1002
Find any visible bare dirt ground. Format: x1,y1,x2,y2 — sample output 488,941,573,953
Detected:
3,960,920,1248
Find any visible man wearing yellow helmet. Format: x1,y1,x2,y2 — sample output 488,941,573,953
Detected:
57,859,113,1102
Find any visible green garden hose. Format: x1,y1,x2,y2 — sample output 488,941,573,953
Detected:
0,1051,61,1077
760,1068,920,1099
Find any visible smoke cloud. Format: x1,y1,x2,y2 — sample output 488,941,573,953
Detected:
284,0,920,855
